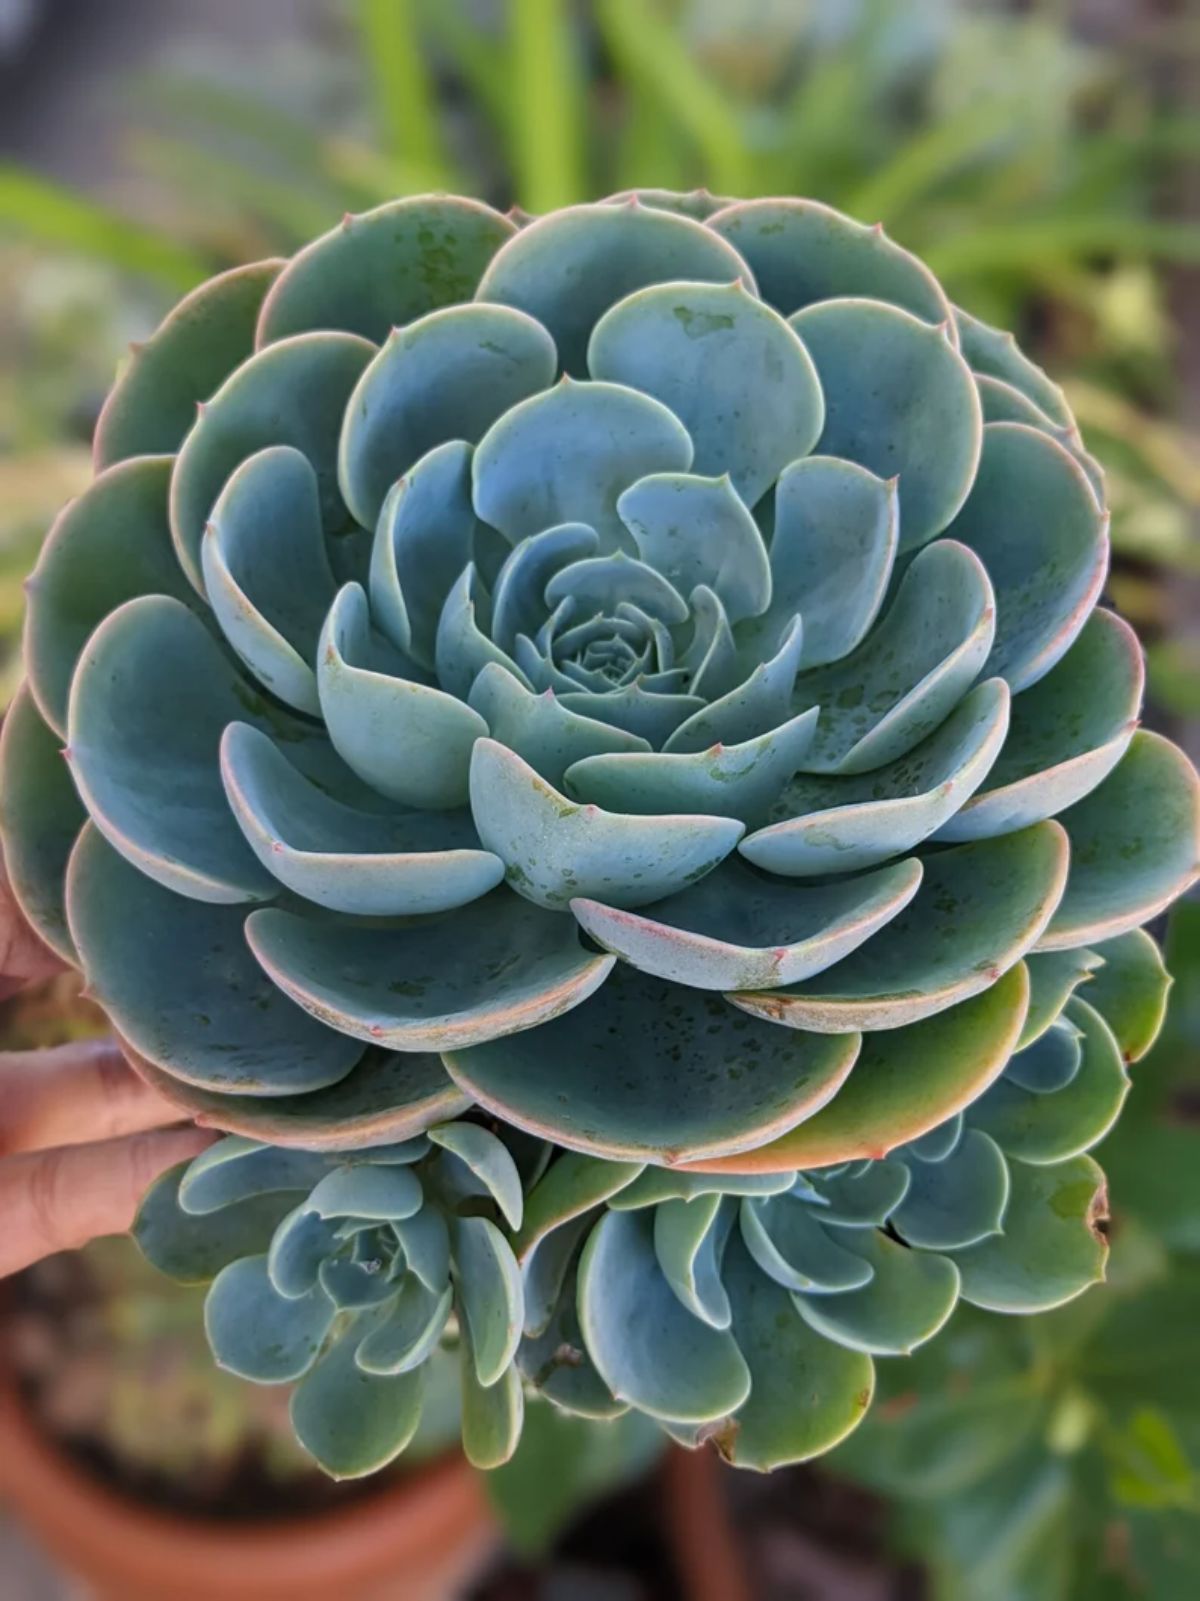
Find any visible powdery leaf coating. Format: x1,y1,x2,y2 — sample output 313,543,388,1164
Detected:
12,186,1197,1484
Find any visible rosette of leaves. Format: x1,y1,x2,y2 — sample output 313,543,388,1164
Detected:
131,927,1170,1477
508,928,1175,1468
2,191,1198,1475
136,1120,531,1476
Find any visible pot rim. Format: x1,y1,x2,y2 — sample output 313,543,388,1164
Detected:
0,1374,492,1600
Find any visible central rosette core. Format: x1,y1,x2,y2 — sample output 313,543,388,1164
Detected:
27,191,1178,1190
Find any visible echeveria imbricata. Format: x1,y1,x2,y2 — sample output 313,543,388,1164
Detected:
2,191,1196,1478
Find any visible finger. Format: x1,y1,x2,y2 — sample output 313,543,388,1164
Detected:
0,856,66,1000
0,1125,216,1279
0,1038,188,1157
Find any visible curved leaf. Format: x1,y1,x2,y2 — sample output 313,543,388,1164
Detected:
789,297,980,550
793,1229,960,1356
67,825,360,1094
590,280,823,507
950,1154,1108,1312
955,305,1072,430
935,608,1141,842
719,1232,875,1470
306,1163,423,1220
489,522,600,654
790,541,995,775
356,1279,453,1376
709,198,952,327
460,1337,524,1469
577,1208,751,1422
429,1121,524,1230
970,996,1129,1164
748,455,898,671
245,888,613,1052
1019,947,1103,1049
201,445,337,715
170,330,374,593
220,722,502,917
205,1254,334,1382
654,1193,734,1329
943,423,1109,692
615,472,772,622
566,708,819,829
472,377,693,553
66,596,280,903
257,194,515,344
443,961,860,1164
452,1215,523,1387
0,683,84,961
1083,929,1171,1063
290,1325,424,1478
476,198,752,374
94,258,282,468
732,824,1067,1032
892,1129,1010,1250
687,965,1029,1173
738,1196,874,1294
179,1138,335,1214
23,455,201,736
318,583,486,809
517,1261,626,1419
367,439,478,668
515,1152,644,1262
1006,1022,1083,1094
742,679,1008,875
1039,732,1200,950
339,302,555,529
570,854,921,991
470,738,742,910
122,1037,469,1150
134,1162,302,1284
664,617,806,754
470,663,649,791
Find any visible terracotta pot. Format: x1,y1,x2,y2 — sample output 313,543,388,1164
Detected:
0,1378,496,1601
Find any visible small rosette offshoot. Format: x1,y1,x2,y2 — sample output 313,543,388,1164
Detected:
4,188,1198,1481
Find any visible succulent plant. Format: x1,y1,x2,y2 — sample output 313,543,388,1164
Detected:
2,192,1197,1478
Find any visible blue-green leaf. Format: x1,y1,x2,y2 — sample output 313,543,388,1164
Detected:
67,825,361,1095
245,888,613,1052
578,1208,750,1422
339,303,555,529
471,378,693,552
470,738,742,910
476,199,752,375
789,297,980,550
590,281,823,507
257,195,515,345
205,1254,334,1382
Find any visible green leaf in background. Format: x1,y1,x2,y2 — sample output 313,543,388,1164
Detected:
357,0,452,185
511,0,586,213
0,166,207,290
596,0,753,198
485,1398,664,1556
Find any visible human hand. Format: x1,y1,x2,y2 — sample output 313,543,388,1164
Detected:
0,860,213,1278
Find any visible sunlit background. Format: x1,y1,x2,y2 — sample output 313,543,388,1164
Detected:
0,3,1197,1598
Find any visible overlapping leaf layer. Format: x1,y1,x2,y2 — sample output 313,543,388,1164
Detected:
4,191,1197,1476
